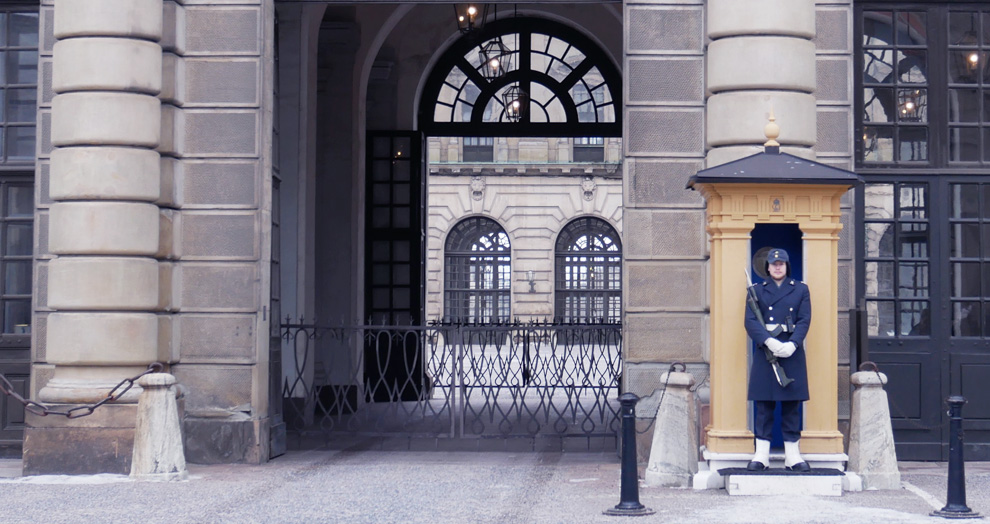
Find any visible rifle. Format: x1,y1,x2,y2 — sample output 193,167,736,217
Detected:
743,270,795,388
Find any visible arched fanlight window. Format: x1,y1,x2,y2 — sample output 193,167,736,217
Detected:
555,217,621,323
444,217,511,323
420,17,621,137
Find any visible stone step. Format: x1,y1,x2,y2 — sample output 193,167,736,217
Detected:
718,468,845,497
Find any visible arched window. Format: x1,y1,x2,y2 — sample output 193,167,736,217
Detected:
420,17,621,137
444,217,511,322
555,217,621,323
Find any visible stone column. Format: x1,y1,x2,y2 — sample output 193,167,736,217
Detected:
706,0,817,165
25,0,164,474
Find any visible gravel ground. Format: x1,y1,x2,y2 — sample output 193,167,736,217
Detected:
0,452,984,524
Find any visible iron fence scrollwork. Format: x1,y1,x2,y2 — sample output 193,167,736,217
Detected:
281,319,622,443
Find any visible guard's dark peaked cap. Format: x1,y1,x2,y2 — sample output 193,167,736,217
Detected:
767,248,789,264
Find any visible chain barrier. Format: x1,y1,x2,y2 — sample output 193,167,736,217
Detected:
637,362,687,435
860,360,950,432
0,362,164,419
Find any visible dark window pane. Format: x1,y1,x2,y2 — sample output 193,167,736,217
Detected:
863,126,893,162
898,51,927,84
899,262,929,297
372,136,390,157
372,183,390,205
950,88,980,122
8,13,36,47
897,88,926,122
372,208,389,228
950,50,985,84
864,88,894,122
865,222,894,257
393,160,410,182
952,183,980,218
7,86,33,124
865,184,894,219
864,49,894,84
4,223,29,256
372,160,390,182
896,12,927,45
954,301,982,336
866,261,896,297
2,300,27,334
868,300,896,337
0,14,7,47
6,50,35,84
951,223,981,258
900,223,928,258
392,183,410,205
899,184,927,218
899,127,928,161
950,126,981,162
4,260,29,294
392,207,410,228
6,184,30,217
5,125,32,161
952,261,982,298
902,301,930,336
950,12,979,46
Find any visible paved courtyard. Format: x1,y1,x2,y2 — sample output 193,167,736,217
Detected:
0,450,985,524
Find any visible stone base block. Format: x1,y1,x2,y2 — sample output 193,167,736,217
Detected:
693,447,854,491
723,469,844,496
23,426,135,475
183,416,269,464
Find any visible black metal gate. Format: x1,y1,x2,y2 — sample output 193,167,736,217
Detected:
281,321,621,448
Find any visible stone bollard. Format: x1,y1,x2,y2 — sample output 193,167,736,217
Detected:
848,370,899,489
130,373,188,481
644,370,697,488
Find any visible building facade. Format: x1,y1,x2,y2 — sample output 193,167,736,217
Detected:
0,0,980,472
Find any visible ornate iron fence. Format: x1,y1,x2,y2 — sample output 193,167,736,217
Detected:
281,320,622,444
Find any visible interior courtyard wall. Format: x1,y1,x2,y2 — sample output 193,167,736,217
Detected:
426,173,622,321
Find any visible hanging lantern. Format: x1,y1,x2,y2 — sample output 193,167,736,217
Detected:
480,37,512,81
502,84,527,122
454,4,487,34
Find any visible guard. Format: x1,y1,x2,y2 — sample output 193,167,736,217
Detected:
744,248,812,472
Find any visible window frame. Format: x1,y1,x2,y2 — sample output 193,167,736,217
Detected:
553,217,621,324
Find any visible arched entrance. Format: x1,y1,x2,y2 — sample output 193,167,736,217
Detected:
277,6,626,448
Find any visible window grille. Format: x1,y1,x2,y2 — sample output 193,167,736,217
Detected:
554,217,621,323
444,216,511,323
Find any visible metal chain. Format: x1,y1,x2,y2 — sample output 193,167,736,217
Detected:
636,362,685,435
860,361,950,432
0,362,164,419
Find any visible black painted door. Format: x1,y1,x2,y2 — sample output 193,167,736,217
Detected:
863,179,990,460
364,132,427,402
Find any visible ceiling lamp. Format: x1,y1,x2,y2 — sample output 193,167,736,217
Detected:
480,37,512,81
454,4,487,34
502,84,527,122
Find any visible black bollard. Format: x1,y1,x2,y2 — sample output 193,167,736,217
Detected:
932,396,981,519
604,392,655,517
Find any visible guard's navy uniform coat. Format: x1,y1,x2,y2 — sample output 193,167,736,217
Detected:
744,278,811,401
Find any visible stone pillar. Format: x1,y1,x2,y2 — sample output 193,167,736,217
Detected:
24,0,164,475
848,371,900,489
644,371,698,487
706,0,817,165
621,0,707,453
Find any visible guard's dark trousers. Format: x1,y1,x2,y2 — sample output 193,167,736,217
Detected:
753,400,801,442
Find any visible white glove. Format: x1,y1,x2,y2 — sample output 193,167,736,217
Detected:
775,342,797,359
764,338,783,353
